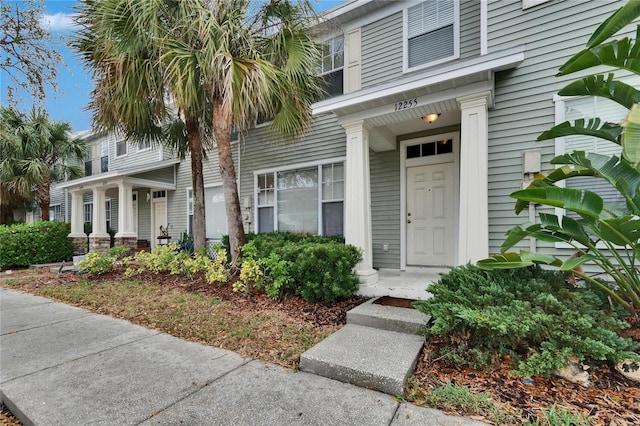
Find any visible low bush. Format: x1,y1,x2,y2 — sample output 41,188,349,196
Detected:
124,244,229,284
222,232,344,261
78,246,126,275
415,265,638,377
0,221,72,269
238,237,361,302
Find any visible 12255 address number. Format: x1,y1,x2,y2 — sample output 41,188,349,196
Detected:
394,98,418,111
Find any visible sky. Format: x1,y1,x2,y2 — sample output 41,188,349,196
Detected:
6,0,343,134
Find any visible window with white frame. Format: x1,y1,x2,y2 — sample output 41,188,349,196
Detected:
318,35,344,99
187,189,194,236
186,187,228,240
49,204,61,222
116,138,127,157
137,139,152,152
100,138,109,172
105,200,112,231
84,203,93,224
405,0,458,70
256,161,344,236
558,96,628,208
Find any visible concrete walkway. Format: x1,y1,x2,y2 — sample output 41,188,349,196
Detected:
0,288,486,425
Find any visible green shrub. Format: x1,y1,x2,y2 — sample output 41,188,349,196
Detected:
78,246,126,275
0,221,73,268
222,232,344,261
237,236,361,302
415,265,638,377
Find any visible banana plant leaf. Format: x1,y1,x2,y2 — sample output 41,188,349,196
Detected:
558,35,640,76
477,251,562,270
559,253,598,271
537,118,622,144
500,223,575,252
558,73,640,110
587,2,640,48
511,187,604,220
622,103,640,166
599,216,640,245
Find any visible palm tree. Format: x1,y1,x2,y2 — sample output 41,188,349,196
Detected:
162,0,322,267
73,0,212,251
0,106,87,221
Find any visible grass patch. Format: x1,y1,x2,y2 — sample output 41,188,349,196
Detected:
15,277,337,367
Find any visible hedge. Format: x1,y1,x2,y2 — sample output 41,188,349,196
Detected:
0,221,73,269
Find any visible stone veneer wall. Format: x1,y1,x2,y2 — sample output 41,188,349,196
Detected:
114,237,138,256
89,236,111,253
69,237,88,256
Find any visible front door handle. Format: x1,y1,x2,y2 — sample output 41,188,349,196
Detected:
407,220,412,224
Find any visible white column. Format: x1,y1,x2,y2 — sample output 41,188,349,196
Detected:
457,91,491,264
89,187,110,237
342,120,378,285
114,181,136,238
68,190,86,237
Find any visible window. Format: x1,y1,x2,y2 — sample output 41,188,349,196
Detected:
137,140,152,152
186,187,228,240
84,151,92,176
406,139,453,159
558,96,628,210
49,204,61,222
187,189,194,236
100,138,109,172
116,139,127,157
405,0,458,71
318,35,344,99
105,200,111,231
256,161,344,236
84,203,93,224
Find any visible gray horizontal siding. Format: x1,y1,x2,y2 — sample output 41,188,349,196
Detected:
486,0,625,260
370,148,401,269
361,1,481,89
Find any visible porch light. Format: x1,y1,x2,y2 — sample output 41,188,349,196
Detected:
423,113,440,123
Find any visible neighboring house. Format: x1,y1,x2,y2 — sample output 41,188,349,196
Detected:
50,0,630,283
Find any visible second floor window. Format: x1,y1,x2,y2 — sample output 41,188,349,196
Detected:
116,139,127,157
84,152,92,176
405,0,458,71
318,35,344,99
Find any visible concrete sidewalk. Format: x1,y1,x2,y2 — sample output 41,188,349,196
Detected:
0,288,486,425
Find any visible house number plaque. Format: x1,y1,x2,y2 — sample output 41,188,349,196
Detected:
394,98,418,111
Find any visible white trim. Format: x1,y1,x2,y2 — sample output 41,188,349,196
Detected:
400,131,460,270
136,140,152,153
252,157,346,235
480,0,488,55
57,158,180,189
132,191,138,234
115,139,128,158
313,45,525,115
402,0,460,74
522,0,552,10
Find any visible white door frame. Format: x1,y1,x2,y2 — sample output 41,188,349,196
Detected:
150,191,168,248
132,191,139,234
400,131,460,270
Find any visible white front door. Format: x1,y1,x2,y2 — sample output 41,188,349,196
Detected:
152,199,167,248
406,162,454,266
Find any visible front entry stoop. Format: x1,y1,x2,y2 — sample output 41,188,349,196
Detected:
300,298,429,395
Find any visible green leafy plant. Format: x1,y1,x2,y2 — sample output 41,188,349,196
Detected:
0,221,72,268
479,1,640,314
415,265,638,377
78,246,126,275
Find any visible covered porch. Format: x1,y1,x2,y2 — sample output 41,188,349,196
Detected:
313,45,525,287
58,160,179,255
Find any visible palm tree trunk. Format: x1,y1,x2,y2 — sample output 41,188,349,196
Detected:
213,99,245,269
0,183,18,224
36,180,51,221
185,118,207,252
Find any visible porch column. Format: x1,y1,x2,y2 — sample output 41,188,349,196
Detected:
115,182,136,237
114,181,137,254
457,91,491,264
89,187,110,252
68,190,88,255
68,190,85,237
342,120,378,285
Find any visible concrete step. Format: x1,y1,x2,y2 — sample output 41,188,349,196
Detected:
347,297,431,335
300,324,424,395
